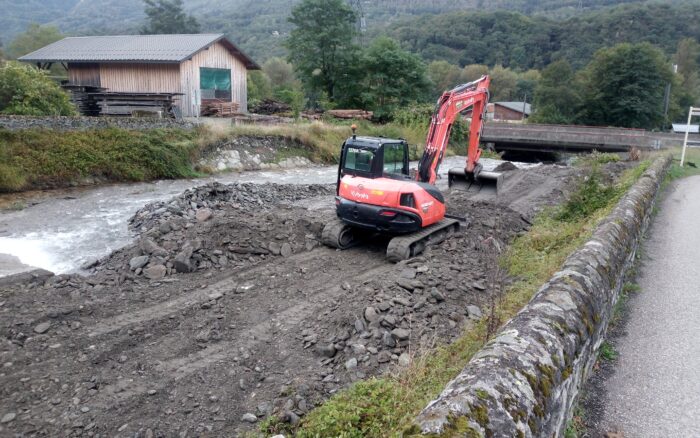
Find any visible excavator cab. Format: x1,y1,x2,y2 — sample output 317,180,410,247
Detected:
336,136,410,189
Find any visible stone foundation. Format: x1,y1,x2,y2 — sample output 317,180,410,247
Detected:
0,115,194,131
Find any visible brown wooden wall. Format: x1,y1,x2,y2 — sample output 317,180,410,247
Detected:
99,63,181,94
180,41,248,117
68,63,101,87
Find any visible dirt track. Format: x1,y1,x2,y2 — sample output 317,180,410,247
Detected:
0,164,587,436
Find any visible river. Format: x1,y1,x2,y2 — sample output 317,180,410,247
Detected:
0,156,520,276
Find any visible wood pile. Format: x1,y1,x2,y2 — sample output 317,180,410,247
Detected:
250,99,290,115
61,84,181,117
201,100,240,117
61,84,105,116
91,92,180,117
327,109,373,120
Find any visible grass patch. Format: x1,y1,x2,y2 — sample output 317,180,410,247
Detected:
564,405,586,438
667,146,700,180
227,120,429,164
598,342,618,361
276,160,652,437
0,126,207,192
573,151,621,167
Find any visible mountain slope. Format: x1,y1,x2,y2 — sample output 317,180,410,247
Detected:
1,0,691,61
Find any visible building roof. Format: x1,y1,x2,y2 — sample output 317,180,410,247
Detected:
494,101,532,116
672,123,700,134
19,34,260,69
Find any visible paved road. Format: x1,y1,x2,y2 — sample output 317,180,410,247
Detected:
599,175,700,437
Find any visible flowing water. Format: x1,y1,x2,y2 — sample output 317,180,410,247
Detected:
0,157,527,276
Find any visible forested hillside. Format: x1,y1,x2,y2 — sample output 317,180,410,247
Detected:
392,2,700,69
0,0,693,62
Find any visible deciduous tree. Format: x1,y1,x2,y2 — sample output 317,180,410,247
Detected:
530,60,581,124
286,0,360,105
361,37,430,118
141,0,200,35
578,43,673,129
427,60,461,97
6,24,63,59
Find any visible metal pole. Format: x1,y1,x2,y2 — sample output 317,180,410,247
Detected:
680,106,693,167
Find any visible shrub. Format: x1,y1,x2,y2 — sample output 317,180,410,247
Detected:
0,62,76,116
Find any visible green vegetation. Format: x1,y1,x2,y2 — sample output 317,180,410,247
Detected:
530,60,581,124
668,146,700,179
533,43,681,129
578,43,674,128
0,127,202,192
361,37,430,120
392,2,700,71
286,0,361,107
226,120,429,163
599,342,619,361
285,0,430,114
141,0,200,34
4,24,63,60
271,158,651,437
0,62,75,116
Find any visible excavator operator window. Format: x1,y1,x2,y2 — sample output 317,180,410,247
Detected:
382,143,404,175
381,142,410,178
344,147,375,173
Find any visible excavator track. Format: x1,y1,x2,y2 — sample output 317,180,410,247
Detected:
322,218,361,250
386,218,460,263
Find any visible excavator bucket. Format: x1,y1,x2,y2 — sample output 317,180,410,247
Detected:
447,168,503,194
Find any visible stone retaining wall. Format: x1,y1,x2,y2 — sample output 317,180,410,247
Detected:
414,155,672,437
0,115,194,131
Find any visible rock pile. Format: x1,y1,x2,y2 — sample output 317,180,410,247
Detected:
86,182,335,280
129,182,333,233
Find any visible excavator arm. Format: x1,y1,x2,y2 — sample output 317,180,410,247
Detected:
417,75,491,185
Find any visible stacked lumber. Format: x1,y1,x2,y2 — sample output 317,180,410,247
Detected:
327,109,373,120
90,92,180,117
201,100,240,117
61,84,105,116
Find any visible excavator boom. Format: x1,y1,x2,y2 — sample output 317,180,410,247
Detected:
417,75,501,192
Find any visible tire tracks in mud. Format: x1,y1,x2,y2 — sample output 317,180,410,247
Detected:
5,245,395,433
96,248,391,401
85,249,325,338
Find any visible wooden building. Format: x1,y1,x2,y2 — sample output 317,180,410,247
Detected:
20,34,259,117
486,102,532,122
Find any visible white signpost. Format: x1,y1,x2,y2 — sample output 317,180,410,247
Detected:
681,106,700,167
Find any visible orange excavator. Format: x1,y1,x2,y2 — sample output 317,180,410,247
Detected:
322,75,502,261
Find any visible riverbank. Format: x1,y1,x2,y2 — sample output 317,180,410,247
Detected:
0,119,435,194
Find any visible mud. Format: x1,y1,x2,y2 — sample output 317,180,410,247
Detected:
0,163,601,437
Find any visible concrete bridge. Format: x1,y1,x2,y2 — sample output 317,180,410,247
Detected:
481,122,683,153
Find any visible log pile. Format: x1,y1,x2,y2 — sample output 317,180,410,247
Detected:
201,100,240,117
250,99,291,115
327,109,373,120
